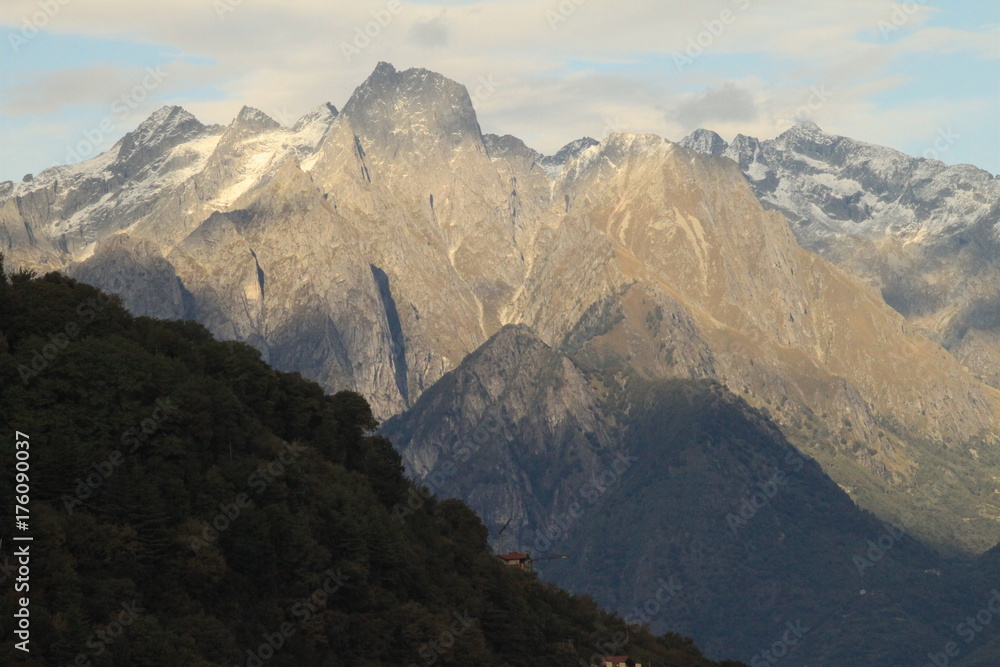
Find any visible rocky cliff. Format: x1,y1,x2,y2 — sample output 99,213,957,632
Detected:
3,63,1000,554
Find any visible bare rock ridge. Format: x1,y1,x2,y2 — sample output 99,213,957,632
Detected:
681,122,1000,389
115,105,208,179
483,133,599,178
340,61,484,153
3,63,1000,555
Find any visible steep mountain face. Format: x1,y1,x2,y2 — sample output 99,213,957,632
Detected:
0,105,216,263
512,132,1000,552
0,64,597,419
680,124,1000,389
0,271,740,667
383,323,989,665
384,324,625,539
3,63,1000,556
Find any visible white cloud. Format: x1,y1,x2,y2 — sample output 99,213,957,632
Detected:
0,0,996,175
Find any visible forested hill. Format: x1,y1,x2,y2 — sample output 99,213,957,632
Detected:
0,263,745,666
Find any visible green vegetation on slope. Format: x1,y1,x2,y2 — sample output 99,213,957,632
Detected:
0,263,744,666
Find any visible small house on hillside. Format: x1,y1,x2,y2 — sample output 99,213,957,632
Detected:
496,552,531,570
602,656,640,667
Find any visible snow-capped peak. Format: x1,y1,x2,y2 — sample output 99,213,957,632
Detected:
537,137,600,178
548,137,600,164
293,102,338,132
679,129,728,157
232,106,281,132
778,120,827,140
124,106,203,148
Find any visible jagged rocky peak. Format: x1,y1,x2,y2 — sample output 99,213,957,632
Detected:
124,105,205,145
537,137,601,177
568,132,670,172
547,137,600,164
775,119,836,148
114,105,207,177
341,61,483,149
231,105,282,132
210,106,283,152
481,322,545,352
729,133,761,154
680,128,729,157
483,133,542,161
725,133,768,173
553,132,679,192
292,102,339,132
483,134,601,177
781,119,825,136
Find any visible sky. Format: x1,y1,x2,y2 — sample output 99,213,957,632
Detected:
1,0,998,183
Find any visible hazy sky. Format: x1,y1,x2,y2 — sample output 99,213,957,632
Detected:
1,0,998,182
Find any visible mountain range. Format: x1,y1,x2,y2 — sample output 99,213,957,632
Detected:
680,124,1000,388
4,62,1000,664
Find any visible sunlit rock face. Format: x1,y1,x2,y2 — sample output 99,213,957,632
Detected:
4,65,1000,556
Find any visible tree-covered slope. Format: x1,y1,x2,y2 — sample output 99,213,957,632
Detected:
0,264,743,667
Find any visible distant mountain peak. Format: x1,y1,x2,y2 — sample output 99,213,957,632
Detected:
680,129,729,157
113,105,207,177
778,119,829,140
588,133,671,161
483,133,542,162
125,105,203,146
293,102,339,132
341,61,482,151
536,137,600,177
372,60,397,77
232,106,281,132
549,137,600,163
